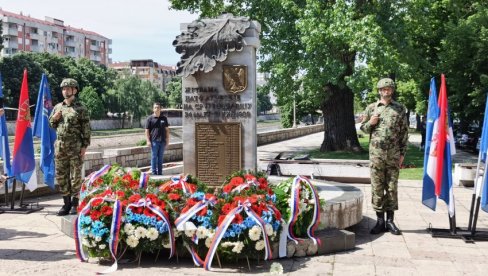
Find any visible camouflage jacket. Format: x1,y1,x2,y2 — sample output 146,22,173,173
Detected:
49,99,91,148
360,100,409,156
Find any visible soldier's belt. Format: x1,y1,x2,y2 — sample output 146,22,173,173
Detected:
371,141,395,150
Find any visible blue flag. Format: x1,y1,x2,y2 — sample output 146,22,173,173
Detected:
479,93,488,212
33,74,56,189
0,73,13,182
422,77,439,210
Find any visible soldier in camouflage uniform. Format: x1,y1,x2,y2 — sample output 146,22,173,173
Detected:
360,78,408,235
49,78,91,216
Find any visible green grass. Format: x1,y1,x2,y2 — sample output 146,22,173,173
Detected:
308,132,424,180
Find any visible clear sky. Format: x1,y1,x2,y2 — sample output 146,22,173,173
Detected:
0,0,198,66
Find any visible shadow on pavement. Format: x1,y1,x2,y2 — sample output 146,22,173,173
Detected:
0,248,75,261
0,228,49,240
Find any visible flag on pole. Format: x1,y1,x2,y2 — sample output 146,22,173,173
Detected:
423,74,456,217
33,73,56,189
12,69,37,191
422,77,439,210
0,73,13,182
480,94,488,212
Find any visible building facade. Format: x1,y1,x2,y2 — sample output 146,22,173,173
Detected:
110,59,177,91
0,9,111,65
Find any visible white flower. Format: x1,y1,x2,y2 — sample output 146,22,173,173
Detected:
98,244,106,250
249,225,262,241
185,229,196,237
196,226,208,239
265,224,274,236
82,238,92,247
126,235,139,248
95,236,102,242
134,226,147,239
124,223,135,235
255,240,265,251
269,262,284,275
221,241,234,248
146,227,159,241
207,229,215,239
232,241,244,254
174,229,181,237
205,237,213,248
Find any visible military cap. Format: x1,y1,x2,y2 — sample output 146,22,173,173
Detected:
377,78,395,89
60,78,79,89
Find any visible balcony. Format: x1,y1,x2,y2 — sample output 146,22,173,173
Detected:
90,44,100,51
6,28,18,36
64,40,76,47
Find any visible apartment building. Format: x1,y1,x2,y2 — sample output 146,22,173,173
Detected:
0,8,111,65
110,59,177,91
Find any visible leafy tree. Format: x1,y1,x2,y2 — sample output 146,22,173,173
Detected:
79,86,105,119
166,77,182,108
257,86,272,114
0,53,43,115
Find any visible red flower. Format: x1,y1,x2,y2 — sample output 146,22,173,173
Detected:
222,203,232,215
101,205,113,216
146,194,158,205
129,180,139,189
159,201,166,210
144,208,155,217
181,205,190,214
116,190,125,199
129,194,142,203
187,198,198,207
78,200,87,212
122,174,133,182
92,198,103,207
187,184,197,193
90,210,101,221
101,189,113,197
229,176,244,186
121,200,128,207
168,193,180,201
233,213,243,224
223,184,233,193
258,178,268,189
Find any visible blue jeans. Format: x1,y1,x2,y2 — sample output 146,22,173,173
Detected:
150,141,165,175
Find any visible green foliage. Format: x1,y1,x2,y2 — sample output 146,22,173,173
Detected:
165,77,182,108
257,86,272,114
79,86,105,119
136,139,147,146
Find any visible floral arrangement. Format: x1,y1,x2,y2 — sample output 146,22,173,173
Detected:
74,165,323,272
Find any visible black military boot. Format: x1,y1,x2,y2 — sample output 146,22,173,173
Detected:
57,196,72,216
386,211,401,235
70,197,79,215
370,212,386,234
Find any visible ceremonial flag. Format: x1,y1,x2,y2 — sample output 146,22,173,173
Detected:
33,74,56,189
424,74,456,217
422,77,439,210
0,73,12,182
12,69,37,191
480,94,488,212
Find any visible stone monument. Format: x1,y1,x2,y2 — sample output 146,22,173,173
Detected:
173,14,261,186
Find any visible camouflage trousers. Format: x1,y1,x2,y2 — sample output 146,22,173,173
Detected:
369,147,401,212
55,151,83,198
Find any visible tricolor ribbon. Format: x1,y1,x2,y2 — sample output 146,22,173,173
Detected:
159,174,190,194
231,177,259,193
175,196,216,266
204,200,272,271
287,175,321,245
85,165,111,191
139,172,149,189
126,198,175,258
74,196,123,274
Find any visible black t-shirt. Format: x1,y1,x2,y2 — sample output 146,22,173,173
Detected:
145,114,170,143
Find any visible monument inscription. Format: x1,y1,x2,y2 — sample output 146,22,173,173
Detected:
195,123,241,185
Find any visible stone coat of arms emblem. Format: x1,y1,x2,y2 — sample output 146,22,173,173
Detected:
223,65,247,93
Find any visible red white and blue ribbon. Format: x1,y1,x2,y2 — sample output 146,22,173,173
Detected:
126,198,175,258
175,197,216,266
139,172,149,189
204,201,272,271
231,177,259,193
74,196,123,274
87,165,111,189
287,175,321,245
159,174,190,193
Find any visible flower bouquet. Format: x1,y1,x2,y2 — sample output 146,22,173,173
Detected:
272,175,324,244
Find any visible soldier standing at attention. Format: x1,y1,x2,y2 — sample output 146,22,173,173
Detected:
360,78,408,235
49,78,91,216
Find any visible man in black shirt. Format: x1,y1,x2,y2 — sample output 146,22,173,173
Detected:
145,103,170,175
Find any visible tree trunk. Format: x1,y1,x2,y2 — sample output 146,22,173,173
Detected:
319,84,363,152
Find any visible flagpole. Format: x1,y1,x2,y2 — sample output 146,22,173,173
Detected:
469,153,488,236
468,150,483,231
